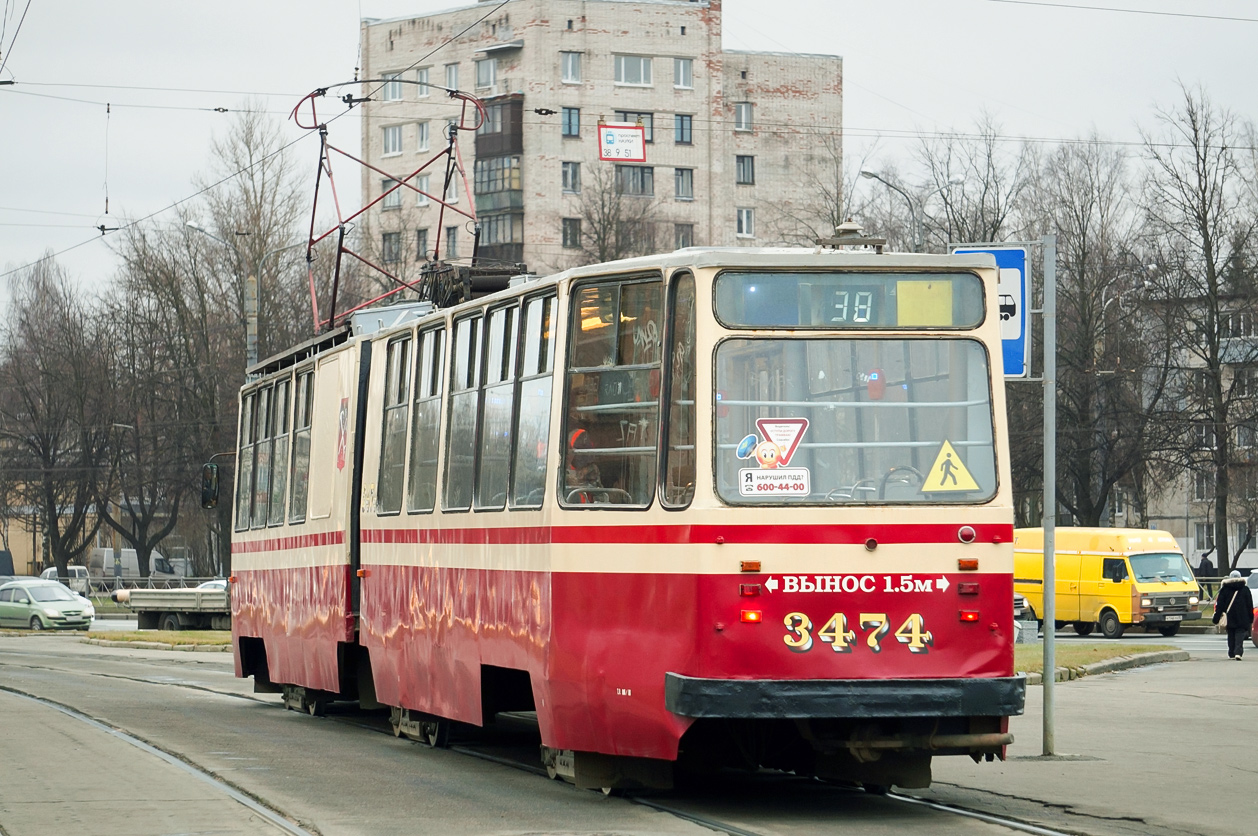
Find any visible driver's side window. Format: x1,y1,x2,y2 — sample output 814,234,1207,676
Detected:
1103,558,1128,582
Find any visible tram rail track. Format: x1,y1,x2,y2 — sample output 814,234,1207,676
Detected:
1,646,1082,836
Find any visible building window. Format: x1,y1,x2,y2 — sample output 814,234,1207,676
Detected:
615,165,654,197
482,214,522,245
382,178,401,210
1194,522,1213,549
675,223,694,249
383,125,402,156
477,104,503,135
674,114,692,144
1238,422,1258,449
562,51,581,83
382,232,402,263
562,218,582,249
1194,471,1214,502
476,58,496,90
1237,367,1258,398
614,54,652,86
562,107,580,137
445,226,459,258
674,57,693,89
382,72,403,102
445,175,459,205
562,161,581,193
1194,422,1217,449
736,155,755,185
1222,311,1255,338
416,174,430,206
416,121,429,152
445,63,459,90
416,67,430,97
735,101,753,132
736,207,755,238
614,110,653,143
416,228,429,260
674,168,694,200
474,155,522,194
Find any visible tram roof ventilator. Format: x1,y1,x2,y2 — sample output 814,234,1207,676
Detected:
817,218,886,254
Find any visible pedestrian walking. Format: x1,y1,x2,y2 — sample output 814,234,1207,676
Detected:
1212,570,1254,660
1198,552,1216,598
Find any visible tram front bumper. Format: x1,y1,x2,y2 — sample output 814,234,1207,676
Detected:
664,673,1027,719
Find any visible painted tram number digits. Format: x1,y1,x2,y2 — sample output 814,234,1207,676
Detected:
784,611,933,654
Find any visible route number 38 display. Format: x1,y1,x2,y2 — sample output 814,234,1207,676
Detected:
784,612,933,654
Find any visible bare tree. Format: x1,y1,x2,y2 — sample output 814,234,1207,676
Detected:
565,163,667,266
761,132,859,246
0,259,110,579
1020,136,1175,525
1140,83,1257,571
918,113,1029,248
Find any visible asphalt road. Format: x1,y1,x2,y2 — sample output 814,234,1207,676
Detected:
0,634,1251,835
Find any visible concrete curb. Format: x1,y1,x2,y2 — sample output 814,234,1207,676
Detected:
1021,649,1189,685
83,638,231,652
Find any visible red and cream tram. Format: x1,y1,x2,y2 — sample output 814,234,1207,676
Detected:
228,247,1025,790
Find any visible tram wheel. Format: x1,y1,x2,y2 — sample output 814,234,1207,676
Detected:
420,719,449,748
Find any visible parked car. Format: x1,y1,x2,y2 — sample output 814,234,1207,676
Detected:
196,579,228,591
39,566,90,595
0,579,94,631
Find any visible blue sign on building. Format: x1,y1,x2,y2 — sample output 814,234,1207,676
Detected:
955,246,1029,378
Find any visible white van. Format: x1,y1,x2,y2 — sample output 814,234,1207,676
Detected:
87,548,181,583
40,566,90,595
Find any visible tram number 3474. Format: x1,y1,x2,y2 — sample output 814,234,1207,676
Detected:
784,612,933,654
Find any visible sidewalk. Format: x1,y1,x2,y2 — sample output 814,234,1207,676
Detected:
927,647,1253,836
0,689,300,836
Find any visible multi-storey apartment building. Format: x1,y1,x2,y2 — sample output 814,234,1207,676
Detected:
359,0,842,275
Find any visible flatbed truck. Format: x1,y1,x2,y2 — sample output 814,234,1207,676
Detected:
112,586,230,631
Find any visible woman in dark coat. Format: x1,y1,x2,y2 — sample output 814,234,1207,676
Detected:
1212,570,1255,660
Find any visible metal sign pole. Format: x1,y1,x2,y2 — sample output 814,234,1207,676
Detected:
1041,234,1057,756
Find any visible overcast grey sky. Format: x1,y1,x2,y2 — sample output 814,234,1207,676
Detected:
1,0,1255,299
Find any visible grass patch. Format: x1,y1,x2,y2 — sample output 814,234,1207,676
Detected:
91,630,231,646
1014,643,1177,675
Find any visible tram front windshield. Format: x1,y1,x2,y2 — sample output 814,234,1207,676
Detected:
715,338,997,505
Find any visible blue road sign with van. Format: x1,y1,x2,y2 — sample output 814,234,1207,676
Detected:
955,247,1029,377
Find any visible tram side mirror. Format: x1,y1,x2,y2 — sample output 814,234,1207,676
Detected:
866,369,886,400
201,463,220,509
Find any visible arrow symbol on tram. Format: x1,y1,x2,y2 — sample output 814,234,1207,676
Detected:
936,576,950,592
765,577,778,593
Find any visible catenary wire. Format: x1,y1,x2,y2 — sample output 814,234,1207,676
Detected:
0,0,31,79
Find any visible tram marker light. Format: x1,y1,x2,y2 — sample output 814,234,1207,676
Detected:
357,569,370,578
740,610,763,623
958,558,980,571
228,575,237,584
958,582,980,595
740,560,761,573
958,525,977,544
740,584,761,597
959,610,980,622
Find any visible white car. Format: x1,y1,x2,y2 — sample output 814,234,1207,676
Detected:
39,566,90,595
197,579,228,591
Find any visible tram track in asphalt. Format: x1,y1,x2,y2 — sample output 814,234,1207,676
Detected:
0,642,1084,836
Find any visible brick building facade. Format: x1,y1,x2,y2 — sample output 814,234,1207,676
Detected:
360,0,842,275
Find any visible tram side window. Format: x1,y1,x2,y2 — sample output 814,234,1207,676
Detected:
289,369,315,524
476,305,519,510
235,392,256,531
267,378,291,526
378,335,413,515
407,327,445,513
250,385,274,531
445,315,482,511
512,295,556,508
662,273,696,508
562,278,662,507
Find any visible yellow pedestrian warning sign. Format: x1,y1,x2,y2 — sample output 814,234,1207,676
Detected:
924,441,980,492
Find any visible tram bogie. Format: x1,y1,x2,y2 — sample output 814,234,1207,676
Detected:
228,247,1025,791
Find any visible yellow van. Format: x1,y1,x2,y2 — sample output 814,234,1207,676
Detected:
1014,528,1202,638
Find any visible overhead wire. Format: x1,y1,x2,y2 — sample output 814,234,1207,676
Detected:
0,0,511,281
980,0,1258,23
0,0,31,79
